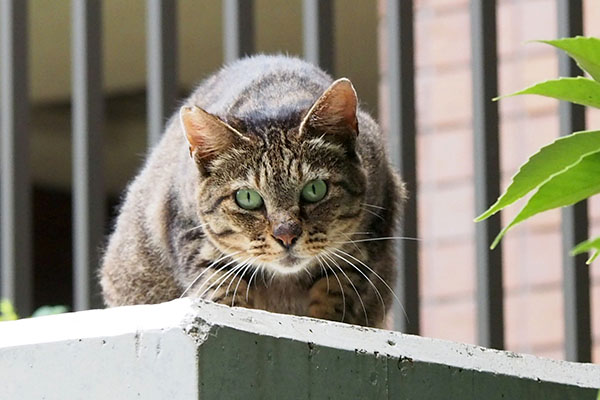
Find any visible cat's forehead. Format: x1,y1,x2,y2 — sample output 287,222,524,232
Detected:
209,113,347,188
213,129,332,186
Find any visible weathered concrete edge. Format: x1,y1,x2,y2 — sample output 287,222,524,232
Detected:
0,299,192,347
1,298,599,390
0,302,200,400
183,299,600,390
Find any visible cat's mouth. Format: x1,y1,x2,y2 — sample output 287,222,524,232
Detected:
265,251,312,275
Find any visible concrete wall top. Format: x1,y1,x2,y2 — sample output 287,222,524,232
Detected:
1,299,599,399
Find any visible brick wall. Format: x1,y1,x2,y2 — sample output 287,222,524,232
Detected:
380,0,600,361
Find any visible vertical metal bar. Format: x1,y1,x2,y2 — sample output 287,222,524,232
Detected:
72,0,105,310
0,0,32,316
386,0,419,334
303,0,334,75
470,0,504,349
557,0,591,363
146,0,177,148
223,0,254,63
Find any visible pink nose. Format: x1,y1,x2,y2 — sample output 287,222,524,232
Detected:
272,221,302,249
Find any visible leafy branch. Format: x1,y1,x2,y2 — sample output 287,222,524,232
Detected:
476,36,600,263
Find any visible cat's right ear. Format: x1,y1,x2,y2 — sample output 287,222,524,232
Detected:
299,78,359,152
180,106,246,172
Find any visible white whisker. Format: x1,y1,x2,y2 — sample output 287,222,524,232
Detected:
339,231,364,256
225,260,248,300
361,207,385,222
335,236,420,244
332,247,408,323
231,263,253,307
207,257,254,302
184,222,208,234
361,203,386,210
322,252,368,325
330,249,386,319
318,254,346,322
180,250,241,298
303,268,313,279
269,269,277,286
195,256,246,299
315,255,330,293
246,263,262,302
262,268,269,287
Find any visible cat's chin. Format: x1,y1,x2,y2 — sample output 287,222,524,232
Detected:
265,254,312,276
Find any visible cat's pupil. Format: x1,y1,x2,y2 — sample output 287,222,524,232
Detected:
311,184,316,195
247,192,250,202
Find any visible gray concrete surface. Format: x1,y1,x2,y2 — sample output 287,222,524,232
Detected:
1,298,599,399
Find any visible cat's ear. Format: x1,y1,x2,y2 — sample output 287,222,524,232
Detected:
180,105,246,169
300,78,359,140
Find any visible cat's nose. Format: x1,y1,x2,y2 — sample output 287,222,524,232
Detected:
272,221,302,249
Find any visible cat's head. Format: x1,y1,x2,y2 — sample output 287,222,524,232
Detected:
180,79,366,275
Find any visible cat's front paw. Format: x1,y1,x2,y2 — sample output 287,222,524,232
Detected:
209,280,253,308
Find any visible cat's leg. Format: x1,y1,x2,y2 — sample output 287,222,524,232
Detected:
191,267,254,308
308,269,388,328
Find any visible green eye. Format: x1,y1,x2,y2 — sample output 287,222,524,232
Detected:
235,189,264,210
301,179,327,203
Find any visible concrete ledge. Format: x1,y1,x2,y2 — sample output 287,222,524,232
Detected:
1,299,599,399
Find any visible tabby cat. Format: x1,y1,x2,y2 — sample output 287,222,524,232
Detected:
100,55,405,328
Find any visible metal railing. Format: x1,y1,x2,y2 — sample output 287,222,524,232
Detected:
0,0,593,363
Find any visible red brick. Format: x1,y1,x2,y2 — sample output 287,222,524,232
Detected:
592,282,600,349
505,289,564,354
415,0,469,13
417,68,473,129
587,196,600,227
421,299,476,345
503,230,562,291
417,128,473,185
588,108,600,129
497,0,557,58
420,239,475,300
584,0,600,37
418,182,475,241
498,54,559,118
415,8,470,69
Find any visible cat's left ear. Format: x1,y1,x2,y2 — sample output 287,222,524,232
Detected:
180,105,248,171
299,78,359,140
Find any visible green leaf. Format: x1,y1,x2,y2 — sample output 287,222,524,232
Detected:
491,150,600,249
538,37,600,82
0,299,19,321
571,236,600,264
588,251,600,264
476,130,600,221
31,305,69,318
496,77,600,109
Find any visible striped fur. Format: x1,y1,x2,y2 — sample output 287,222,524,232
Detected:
100,55,406,328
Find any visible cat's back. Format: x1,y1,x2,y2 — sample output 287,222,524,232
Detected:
188,55,333,121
